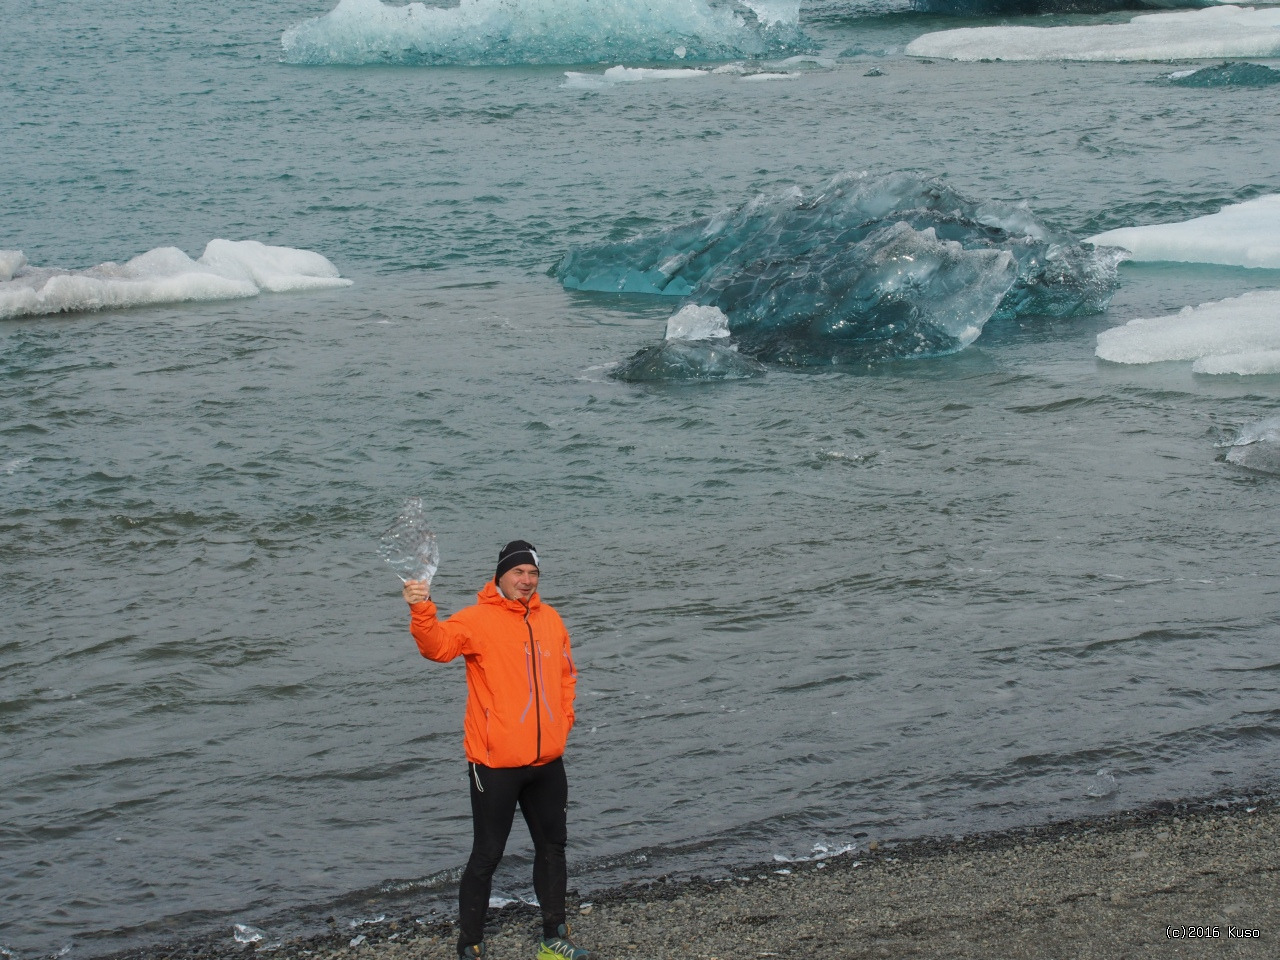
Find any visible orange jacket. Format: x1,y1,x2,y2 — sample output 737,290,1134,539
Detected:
410,581,577,768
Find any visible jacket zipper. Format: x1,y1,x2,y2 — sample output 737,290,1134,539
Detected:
524,605,542,762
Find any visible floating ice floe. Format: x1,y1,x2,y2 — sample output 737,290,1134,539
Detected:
563,54,829,87
1096,290,1280,373
1087,195,1280,270
282,0,814,66
0,241,353,321
563,65,710,88
560,171,1123,377
1223,416,1280,473
905,6,1280,62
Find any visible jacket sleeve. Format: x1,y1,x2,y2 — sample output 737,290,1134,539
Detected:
561,620,578,731
410,600,472,662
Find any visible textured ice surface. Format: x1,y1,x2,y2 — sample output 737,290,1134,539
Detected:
1087,195,1280,270
559,172,1121,372
1095,290,1280,373
378,497,440,585
695,220,1018,365
0,241,352,321
282,0,813,66
1168,61,1280,86
613,339,766,381
665,304,731,340
906,6,1280,62
1225,417,1280,473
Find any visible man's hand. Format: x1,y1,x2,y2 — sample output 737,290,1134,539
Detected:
402,580,430,605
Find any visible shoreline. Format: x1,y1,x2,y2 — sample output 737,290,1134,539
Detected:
102,789,1280,960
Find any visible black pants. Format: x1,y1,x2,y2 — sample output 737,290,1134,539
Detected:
458,757,568,948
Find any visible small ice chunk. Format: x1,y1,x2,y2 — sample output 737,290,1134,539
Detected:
233,923,268,944
378,497,441,585
1086,769,1118,798
665,304,730,341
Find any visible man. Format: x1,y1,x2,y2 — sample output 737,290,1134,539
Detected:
403,540,588,960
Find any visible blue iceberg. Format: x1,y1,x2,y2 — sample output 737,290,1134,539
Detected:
282,0,814,67
558,173,1123,372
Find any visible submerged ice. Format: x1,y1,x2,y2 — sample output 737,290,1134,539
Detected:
1168,61,1280,87
281,0,812,66
0,241,352,321
1224,417,1280,474
558,172,1123,375
614,303,766,381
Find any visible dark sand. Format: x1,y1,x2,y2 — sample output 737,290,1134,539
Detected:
115,793,1278,960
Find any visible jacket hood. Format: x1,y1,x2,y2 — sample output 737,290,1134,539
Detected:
478,579,541,612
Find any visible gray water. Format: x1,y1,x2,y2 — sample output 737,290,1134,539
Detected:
4,1,1280,955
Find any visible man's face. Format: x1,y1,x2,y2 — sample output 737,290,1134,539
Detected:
498,563,540,602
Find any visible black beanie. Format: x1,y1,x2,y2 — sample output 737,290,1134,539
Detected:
495,540,539,584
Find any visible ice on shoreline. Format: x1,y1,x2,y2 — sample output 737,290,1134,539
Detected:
1087,195,1280,270
906,6,1280,62
0,240,353,321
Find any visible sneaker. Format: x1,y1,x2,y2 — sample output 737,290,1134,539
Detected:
458,943,485,959
536,924,589,960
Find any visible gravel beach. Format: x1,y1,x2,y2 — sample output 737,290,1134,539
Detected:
114,792,1279,960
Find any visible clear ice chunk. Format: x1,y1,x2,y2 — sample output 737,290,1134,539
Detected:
378,497,440,585
1085,769,1118,798
665,304,731,341
233,923,267,944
